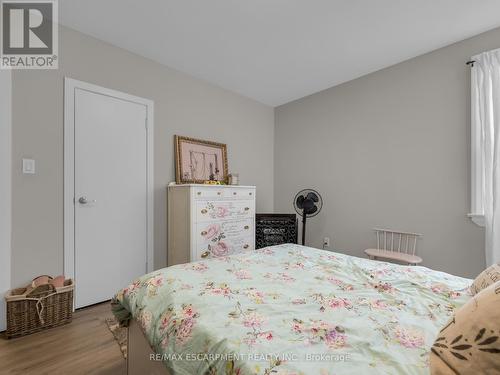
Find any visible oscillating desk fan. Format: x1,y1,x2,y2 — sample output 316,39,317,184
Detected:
293,189,323,245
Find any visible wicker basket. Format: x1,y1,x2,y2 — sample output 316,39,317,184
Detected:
5,278,74,338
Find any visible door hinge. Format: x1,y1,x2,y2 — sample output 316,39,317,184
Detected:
144,118,148,130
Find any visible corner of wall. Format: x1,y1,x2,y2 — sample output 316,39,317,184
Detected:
271,106,277,212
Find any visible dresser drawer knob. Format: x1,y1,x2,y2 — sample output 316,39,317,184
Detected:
217,192,221,195
201,209,208,214
244,207,250,211
201,251,210,258
233,192,237,195
249,192,252,195
197,192,202,195
201,230,207,236
243,244,249,249
244,225,249,230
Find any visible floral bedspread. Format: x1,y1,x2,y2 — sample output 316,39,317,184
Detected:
112,244,472,375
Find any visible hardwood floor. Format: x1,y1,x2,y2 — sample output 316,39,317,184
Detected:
0,302,126,375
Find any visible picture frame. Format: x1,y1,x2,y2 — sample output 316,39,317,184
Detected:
175,135,228,184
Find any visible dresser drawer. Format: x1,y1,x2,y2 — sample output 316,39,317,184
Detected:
192,187,225,200
195,219,254,260
224,188,255,200
195,200,254,223
192,187,255,200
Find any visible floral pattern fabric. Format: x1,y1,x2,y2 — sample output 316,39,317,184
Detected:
112,244,472,375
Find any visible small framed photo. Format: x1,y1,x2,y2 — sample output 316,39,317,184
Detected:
175,135,228,184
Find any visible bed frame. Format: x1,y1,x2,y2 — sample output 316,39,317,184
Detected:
127,319,170,375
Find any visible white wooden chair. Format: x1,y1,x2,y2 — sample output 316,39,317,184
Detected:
364,228,422,265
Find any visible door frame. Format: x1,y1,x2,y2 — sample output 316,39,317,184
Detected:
63,77,154,284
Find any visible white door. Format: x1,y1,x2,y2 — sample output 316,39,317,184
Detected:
74,87,148,308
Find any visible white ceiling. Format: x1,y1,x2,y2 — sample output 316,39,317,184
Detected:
60,0,500,106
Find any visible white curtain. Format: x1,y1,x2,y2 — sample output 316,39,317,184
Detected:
472,49,500,266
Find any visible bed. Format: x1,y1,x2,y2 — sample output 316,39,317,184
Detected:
112,244,472,375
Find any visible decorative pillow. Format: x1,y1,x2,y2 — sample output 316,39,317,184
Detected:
470,263,500,295
430,281,500,374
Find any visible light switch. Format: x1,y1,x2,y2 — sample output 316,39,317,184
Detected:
22,158,35,174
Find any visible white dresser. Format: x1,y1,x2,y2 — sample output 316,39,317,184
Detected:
167,184,256,266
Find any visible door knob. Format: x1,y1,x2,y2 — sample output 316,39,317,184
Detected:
78,196,96,204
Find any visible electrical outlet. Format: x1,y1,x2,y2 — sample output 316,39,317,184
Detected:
323,237,330,249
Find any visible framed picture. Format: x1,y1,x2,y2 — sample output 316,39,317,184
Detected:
175,135,228,184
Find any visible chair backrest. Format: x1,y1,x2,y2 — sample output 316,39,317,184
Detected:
374,228,422,256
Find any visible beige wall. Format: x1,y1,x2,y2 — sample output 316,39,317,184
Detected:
1,71,12,330
274,28,500,278
12,24,499,286
11,26,274,287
